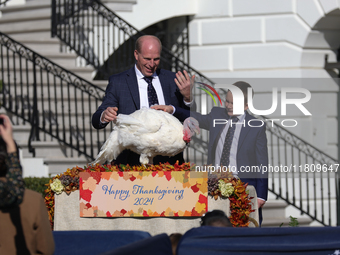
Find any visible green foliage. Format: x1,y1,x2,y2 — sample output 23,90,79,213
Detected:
279,216,300,227
24,177,50,197
288,216,299,227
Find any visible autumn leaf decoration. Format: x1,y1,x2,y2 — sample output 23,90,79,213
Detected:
208,176,254,227
44,162,193,229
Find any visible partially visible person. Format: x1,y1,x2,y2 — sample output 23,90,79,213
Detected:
92,35,195,166
153,82,268,225
200,210,232,228
169,233,183,255
0,114,55,255
0,189,55,255
0,114,24,207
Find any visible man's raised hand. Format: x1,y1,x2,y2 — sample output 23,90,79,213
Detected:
175,70,195,103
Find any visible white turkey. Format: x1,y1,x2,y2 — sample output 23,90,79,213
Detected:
91,108,199,165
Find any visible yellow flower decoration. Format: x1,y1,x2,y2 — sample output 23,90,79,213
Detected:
218,179,234,198
50,179,64,195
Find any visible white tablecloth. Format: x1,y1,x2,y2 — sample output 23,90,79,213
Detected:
54,186,258,235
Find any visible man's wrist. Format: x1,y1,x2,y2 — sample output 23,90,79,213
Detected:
183,99,193,107
100,112,108,124
170,105,175,115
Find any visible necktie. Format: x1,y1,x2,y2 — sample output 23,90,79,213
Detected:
220,117,239,167
143,76,159,107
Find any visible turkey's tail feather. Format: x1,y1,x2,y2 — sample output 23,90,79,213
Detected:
90,129,123,165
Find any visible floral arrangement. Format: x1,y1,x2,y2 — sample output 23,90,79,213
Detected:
44,162,253,229
207,173,254,227
44,162,192,229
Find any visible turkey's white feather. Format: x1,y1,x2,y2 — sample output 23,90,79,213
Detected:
91,108,186,165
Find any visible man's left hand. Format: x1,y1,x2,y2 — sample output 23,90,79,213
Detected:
175,70,195,103
257,198,266,209
151,105,174,114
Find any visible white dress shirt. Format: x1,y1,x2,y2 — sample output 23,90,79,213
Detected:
135,65,165,108
100,65,192,122
215,112,246,175
214,111,266,201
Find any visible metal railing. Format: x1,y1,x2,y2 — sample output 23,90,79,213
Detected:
0,0,10,7
0,31,112,160
49,0,339,226
258,115,338,226
189,106,339,226
51,0,210,81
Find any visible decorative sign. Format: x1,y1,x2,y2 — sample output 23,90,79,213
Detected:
79,171,208,217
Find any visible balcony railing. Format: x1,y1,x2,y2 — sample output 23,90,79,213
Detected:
0,0,10,7
0,31,112,160
50,0,339,226
51,0,211,82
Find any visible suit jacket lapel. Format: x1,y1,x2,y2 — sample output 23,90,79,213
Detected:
126,67,140,109
209,109,229,165
238,112,252,150
157,69,171,105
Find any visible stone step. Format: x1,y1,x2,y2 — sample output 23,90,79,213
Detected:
9,31,56,42
17,140,98,176
0,0,135,178
0,0,50,15
0,19,51,34
261,198,314,227
1,0,136,14
5,92,101,103
18,142,89,176
18,139,100,159
13,123,111,141
3,67,96,81
23,43,70,55
2,99,102,119
1,50,79,67
0,8,50,24
15,38,61,45
262,200,287,219
103,0,137,12
91,80,108,88
12,124,31,143
44,157,89,176
14,124,111,146
21,157,50,178
262,216,313,227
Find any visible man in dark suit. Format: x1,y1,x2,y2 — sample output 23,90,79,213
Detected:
92,35,194,166
153,82,268,224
